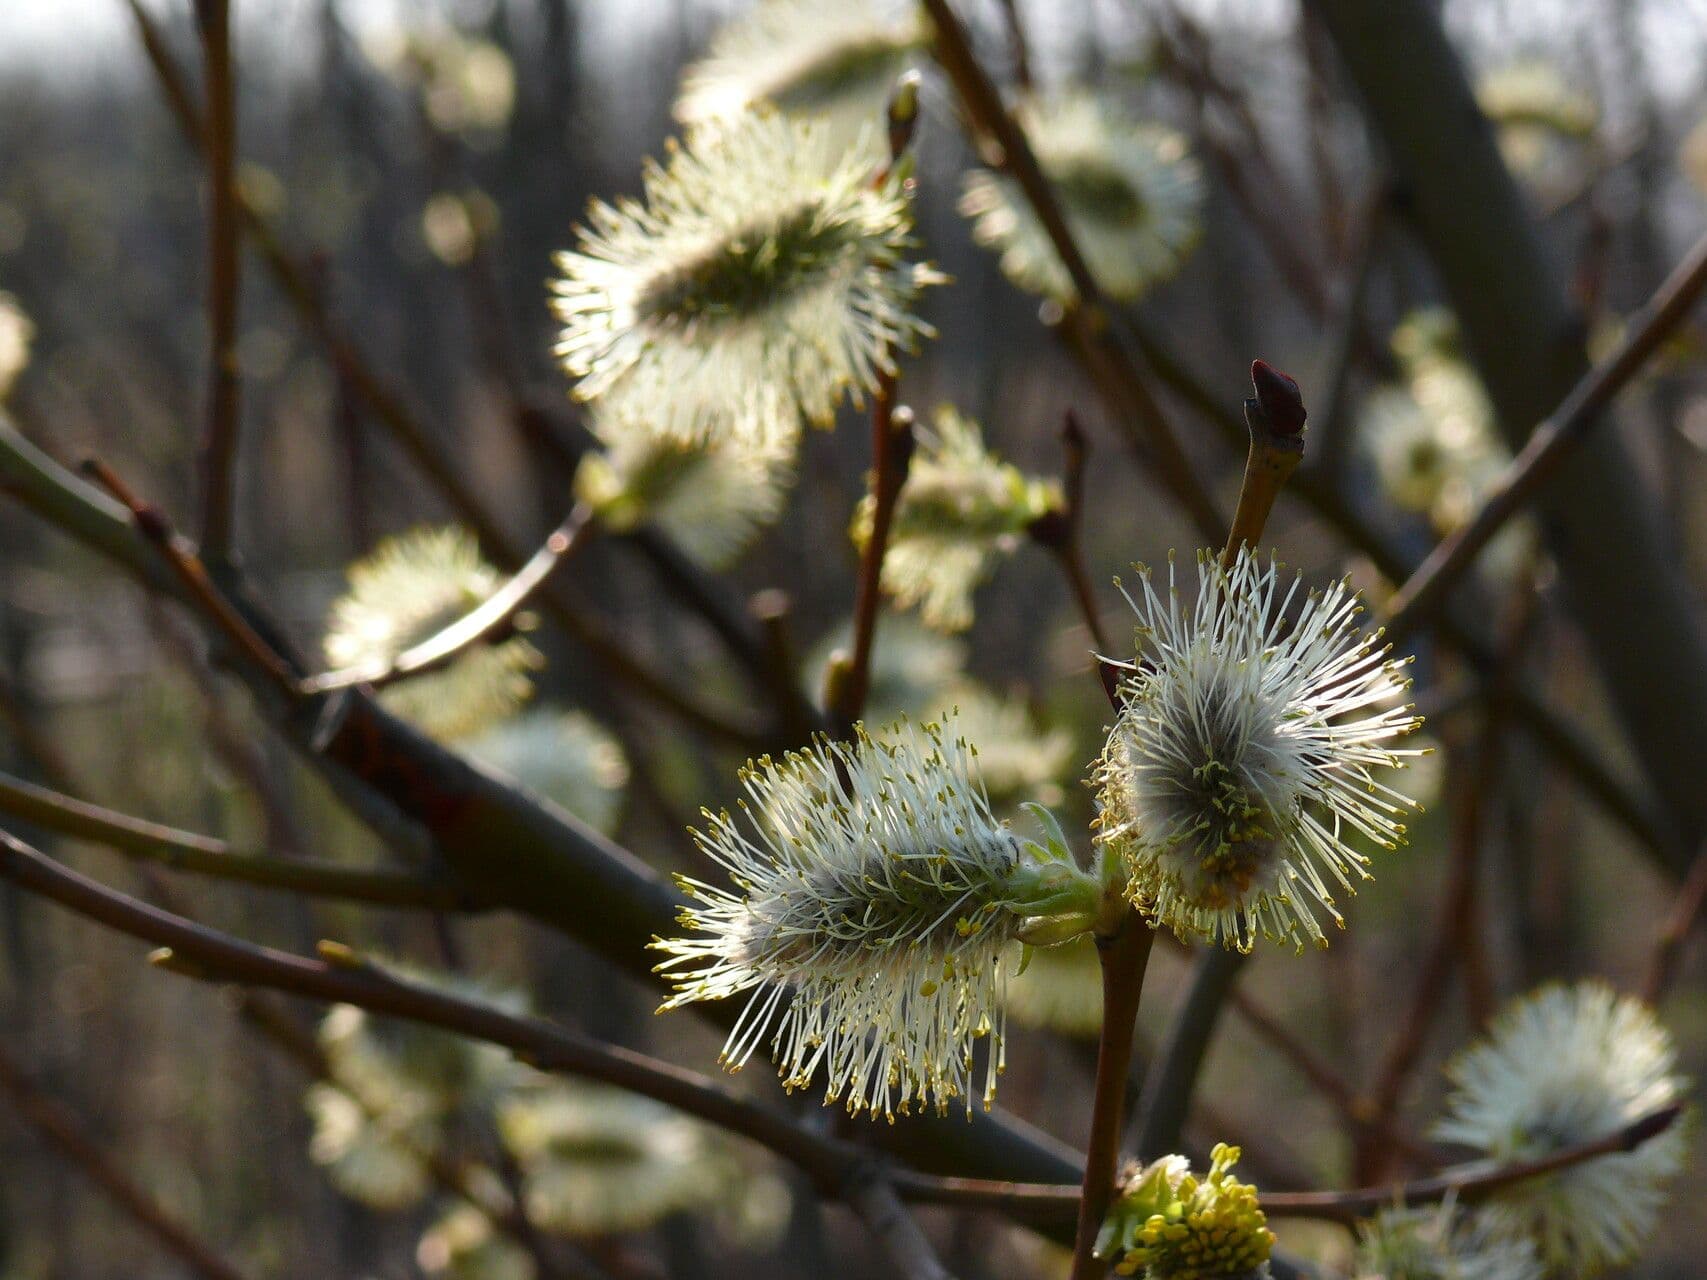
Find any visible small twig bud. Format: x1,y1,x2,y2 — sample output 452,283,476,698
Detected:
1249,359,1307,436
887,70,923,164
316,939,366,969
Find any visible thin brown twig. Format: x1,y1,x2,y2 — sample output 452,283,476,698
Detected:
1307,181,1390,480
1029,410,1110,653
1360,586,1538,1177
1122,318,1675,863
1069,921,1156,1280
842,1168,955,1280
1151,6,1329,318
0,824,866,1189
0,819,1101,1259
887,1102,1685,1227
995,0,1034,91
1214,969,1440,1167
1386,226,1707,640
1357,742,1490,1178
1641,842,1707,1004
79,457,297,691
123,0,764,751
922,0,1225,545
831,389,912,737
0,768,473,909
1125,363,1307,1173
0,1043,253,1280
193,0,242,561
146,604,311,858
235,996,599,1280
0,402,1094,1220
301,504,597,695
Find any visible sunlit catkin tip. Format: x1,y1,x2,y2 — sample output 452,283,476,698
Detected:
0,292,33,401
675,0,926,147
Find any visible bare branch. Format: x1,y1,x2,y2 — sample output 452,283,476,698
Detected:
842,1168,956,1280
889,1103,1686,1229
830,392,913,737
0,769,471,909
1385,227,1707,641
193,0,242,561
80,457,296,690
0,1043,252,1280
0,823,867,1187
921,0,1225,545
1069,923,1155,1280
1028,410,1111,654
1642,842,1707,1004
302,504,596,696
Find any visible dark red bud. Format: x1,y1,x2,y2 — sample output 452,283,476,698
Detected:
1251,359,1307,435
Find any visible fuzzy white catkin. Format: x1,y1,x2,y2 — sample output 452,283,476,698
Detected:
655,715,1031,1119
1095,549,1421,951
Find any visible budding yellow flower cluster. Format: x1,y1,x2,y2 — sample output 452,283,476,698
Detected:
1101,1144,1274,1280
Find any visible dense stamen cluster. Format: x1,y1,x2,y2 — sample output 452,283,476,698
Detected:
1098,1144,1275,1279
655,716,1043,1118
552,110,940,447
1095,549,1420,950
322,526,542,741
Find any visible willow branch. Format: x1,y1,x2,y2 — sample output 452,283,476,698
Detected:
1385,226,1707,641
1133,945,1243,1160
1308,182,1389,479
302,504,596,695
922,0,1225,545
193,0,242,562
1070,921,1156,1280
1262,1104,1686,1225
0,415,1091,1204
0,824,874,1188
1312,0,1707,861
1362,602,1532,1175
1122,320,1675,864
1641,841,1707,1004
80,457,296,691
0,769,472,909
0,1043,252,1280
831,391,913,737
1127,366,1306,1171
124,0,764,751
1029,410,1109,653
842,1167,955,1280
889,1103,1684,1229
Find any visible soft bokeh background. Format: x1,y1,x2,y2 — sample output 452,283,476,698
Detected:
0,1,1704,1276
